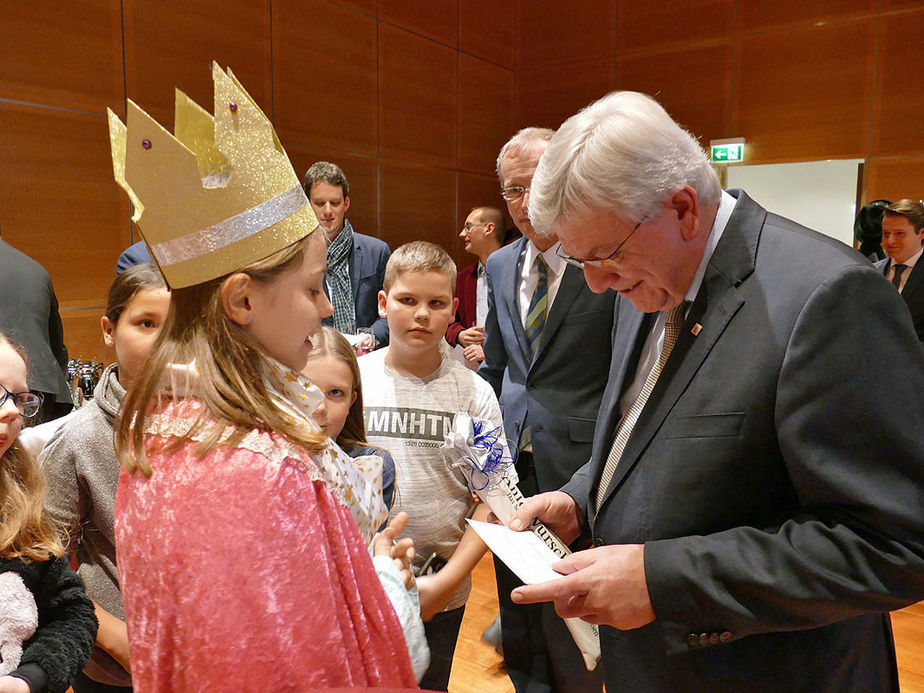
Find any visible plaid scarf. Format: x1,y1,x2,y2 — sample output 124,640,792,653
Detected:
325,220,356,334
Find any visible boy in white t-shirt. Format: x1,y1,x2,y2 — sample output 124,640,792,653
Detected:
359,241,514,692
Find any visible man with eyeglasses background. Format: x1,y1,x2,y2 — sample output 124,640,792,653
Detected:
446,206,506,366
479,127,611,693
0,225,72,425
507,91,924,693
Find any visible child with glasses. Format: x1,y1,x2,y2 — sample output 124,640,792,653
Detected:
0,332,97,693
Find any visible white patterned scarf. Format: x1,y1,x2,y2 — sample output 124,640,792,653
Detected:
151,359,387,543
326,220,357,334
262,356,386,542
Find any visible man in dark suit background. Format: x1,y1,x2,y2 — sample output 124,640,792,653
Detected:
0,228,72,423
303,161,390,350
480,127,611,692
508,91,924,693
446,205,504,365
875,198,924,341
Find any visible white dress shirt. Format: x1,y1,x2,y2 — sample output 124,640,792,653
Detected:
889,247,922,293
475,262,488,327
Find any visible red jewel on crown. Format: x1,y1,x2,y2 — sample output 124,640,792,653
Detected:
229,101,238,113
142,139,152,150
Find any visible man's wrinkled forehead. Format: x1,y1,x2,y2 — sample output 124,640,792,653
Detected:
500,141,548,181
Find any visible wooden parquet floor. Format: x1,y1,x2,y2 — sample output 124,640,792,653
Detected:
452,552,924,693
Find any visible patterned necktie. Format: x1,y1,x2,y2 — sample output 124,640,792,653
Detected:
524,255,549,354
595,303,688,512
892,263,907,290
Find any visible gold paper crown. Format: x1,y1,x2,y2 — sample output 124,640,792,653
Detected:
107,62,317,288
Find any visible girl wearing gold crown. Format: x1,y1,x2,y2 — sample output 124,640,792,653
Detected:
107,64,419,691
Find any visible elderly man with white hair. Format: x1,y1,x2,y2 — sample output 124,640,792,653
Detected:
508,91,924,693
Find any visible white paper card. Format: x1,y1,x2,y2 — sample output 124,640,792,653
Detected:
467,519,565,585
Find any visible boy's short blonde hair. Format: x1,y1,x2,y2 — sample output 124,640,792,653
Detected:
383,241,457,294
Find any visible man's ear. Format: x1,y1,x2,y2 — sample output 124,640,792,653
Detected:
221,273,255,326
377,289,388,318
343,195,351,216
671,185,702,241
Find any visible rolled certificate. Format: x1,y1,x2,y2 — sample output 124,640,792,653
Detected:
442,413,601,671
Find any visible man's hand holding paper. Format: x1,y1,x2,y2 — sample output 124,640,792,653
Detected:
511,544,655,630
508,491,655,630
508,490,583,544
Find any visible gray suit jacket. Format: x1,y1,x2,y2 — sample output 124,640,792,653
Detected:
562,191,924,692
874,256,924,341
480,236,615,492
0,240,70,402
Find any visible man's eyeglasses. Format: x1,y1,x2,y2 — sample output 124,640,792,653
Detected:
462,222,487,232
500,186,530,202
0,384,43,418
556,217,649,270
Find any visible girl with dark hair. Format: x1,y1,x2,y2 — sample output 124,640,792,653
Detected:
41,264,170,693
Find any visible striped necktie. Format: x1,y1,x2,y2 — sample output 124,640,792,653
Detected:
595,303,688,512
524,255,549,354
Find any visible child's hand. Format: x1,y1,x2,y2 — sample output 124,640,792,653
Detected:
374,511,416,591
463,344,485,362
354,332,377,356
416,575,440,621
0,676,30,693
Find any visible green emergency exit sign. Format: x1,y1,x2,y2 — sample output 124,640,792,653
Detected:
710,138,745,163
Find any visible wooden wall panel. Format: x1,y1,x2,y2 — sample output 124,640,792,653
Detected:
378,25,458,168
334,0,376,15
0,0,123,113
6,0,921,343
273,0,378,155
0,103,129,303
380,0,458,47
871,10,924,157
616,43,733,145
517,58,616,130
61,309,109,365
732,20,875,163
123,0,272,125
516,0,618,69
865,158,924,202
881,0,924,8
380,162,456,251
458,56,514,175
616,0,734,54
287,146,380,239
459,0,515,68
737,0,877,32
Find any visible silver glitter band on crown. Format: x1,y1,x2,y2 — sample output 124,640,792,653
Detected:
150,184,308,267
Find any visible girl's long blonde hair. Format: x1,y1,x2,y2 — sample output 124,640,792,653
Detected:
304,327,366,448
115,233,328,476
0,334,64,561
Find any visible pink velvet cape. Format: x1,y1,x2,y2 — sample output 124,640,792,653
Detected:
114,401,418,691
